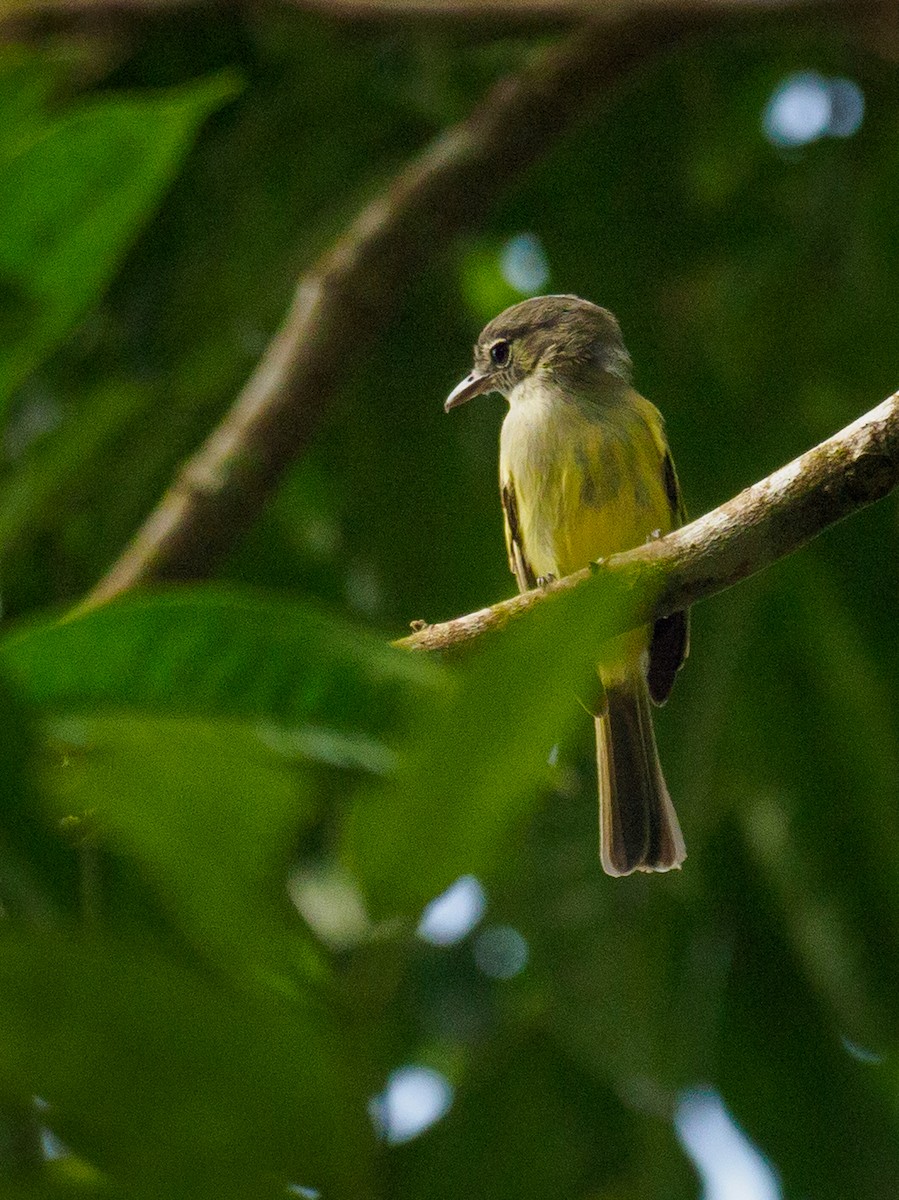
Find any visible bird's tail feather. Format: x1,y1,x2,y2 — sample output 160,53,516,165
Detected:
596,670,685,876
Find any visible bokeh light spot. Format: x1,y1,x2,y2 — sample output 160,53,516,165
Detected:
473,924,529,979
370,1065,454,1145
39,1127,67,1162
763,71,864,147
763,72,831,146
827,78,865,138
499,233,549,294
841,1036,884,1065
675,1089,781,1200
418,874,487,946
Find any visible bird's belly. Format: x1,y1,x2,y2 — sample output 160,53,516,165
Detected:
500,385,675,685
500,402,670,580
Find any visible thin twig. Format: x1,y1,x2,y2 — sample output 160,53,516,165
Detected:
85,11,715,606
396,391,899,653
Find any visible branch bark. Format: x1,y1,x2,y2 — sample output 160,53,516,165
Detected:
86,10,721,607
396,391,899,653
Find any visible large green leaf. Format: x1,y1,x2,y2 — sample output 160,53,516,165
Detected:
391,1033,634,1200
0,71,238,417
0,379,149,557
0,588,440,963
0,587,438,745
0,932,377,1199
39,712,318,985
0,670,74,924
715,828,899,1200
0,49,69,164
345,570,641,917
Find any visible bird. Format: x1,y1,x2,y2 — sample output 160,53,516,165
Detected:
444,294,688,876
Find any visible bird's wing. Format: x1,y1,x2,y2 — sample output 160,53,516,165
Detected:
501,478,537,593
648,446,689,704
662,448,687,525
648,609,689,704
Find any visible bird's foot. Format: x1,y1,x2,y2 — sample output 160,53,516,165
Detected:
536,574,556,589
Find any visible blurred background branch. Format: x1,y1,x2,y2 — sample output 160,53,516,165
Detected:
399,389,899,652
85,9,716,605
0,0,841,22
80,0,889,608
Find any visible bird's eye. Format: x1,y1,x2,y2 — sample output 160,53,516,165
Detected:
490,340,511,367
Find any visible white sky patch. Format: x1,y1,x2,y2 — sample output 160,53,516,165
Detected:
418,875,486,946
675,1090,782,1200
370,1066,454,1145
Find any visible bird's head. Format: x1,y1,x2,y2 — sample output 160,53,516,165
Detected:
444,294,631,411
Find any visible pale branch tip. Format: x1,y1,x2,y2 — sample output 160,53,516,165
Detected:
395,390,899,655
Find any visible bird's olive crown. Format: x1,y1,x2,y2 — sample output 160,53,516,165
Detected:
473,295,632,388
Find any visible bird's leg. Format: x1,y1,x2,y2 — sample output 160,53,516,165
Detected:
536,574,556,588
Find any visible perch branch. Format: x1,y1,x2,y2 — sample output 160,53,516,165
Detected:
86,11,716,606
396,390,899,653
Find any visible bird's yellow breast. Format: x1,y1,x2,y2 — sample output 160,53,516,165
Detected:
499,377,673,582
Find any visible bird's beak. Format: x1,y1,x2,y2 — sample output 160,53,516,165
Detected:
444,369,493,412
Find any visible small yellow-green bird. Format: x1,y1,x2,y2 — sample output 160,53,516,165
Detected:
445,295,688,876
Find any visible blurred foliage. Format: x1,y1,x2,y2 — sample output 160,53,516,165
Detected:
0,5,897,1199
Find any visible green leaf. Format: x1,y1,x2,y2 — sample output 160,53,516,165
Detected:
391,1033,633,1200
0,379,150,556
0,49,69,163
0,72,239,417
2,588,441,965
345,571,640,917
0,932,377,1199
715,828,899,1200
0,587,437,740
39,712,318,986
0,670,73,923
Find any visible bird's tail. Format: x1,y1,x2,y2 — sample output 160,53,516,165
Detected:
596,668,685,876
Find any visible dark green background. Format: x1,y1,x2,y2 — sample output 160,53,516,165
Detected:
0,6,896,1198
